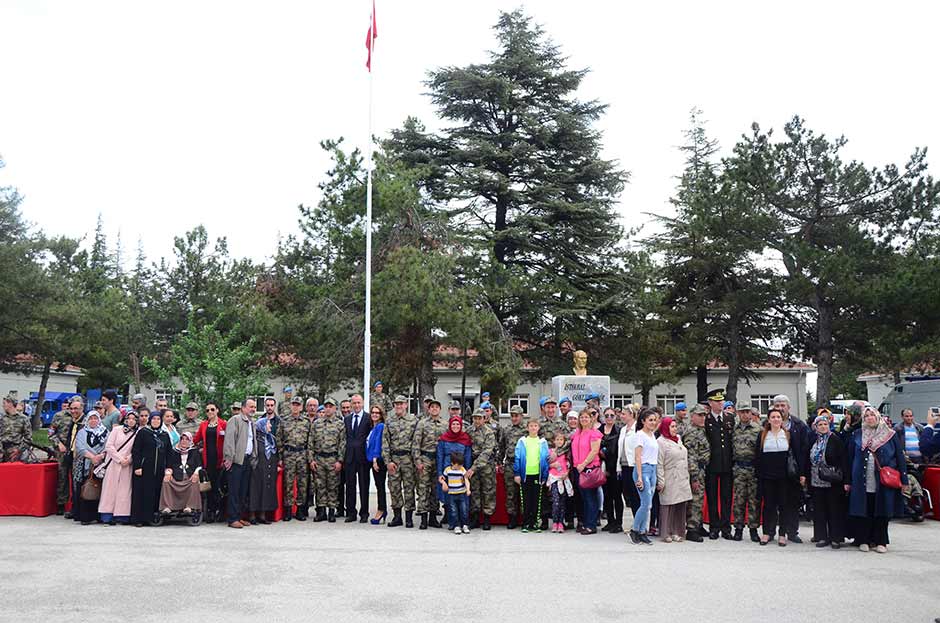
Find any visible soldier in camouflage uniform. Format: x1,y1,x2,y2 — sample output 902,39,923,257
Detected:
369,381,394,416
48,396,84,512
278,387,294,418
467,409,497,530
383,395,418,528
684,404,710,542
412,397,447,529
177,402,201,437
277,396,311,521
674,402,690,438
309,397,346,522
1,395,32,463
500,405,527,529
731,404,762,542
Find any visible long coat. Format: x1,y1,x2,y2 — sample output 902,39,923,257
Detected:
130,427,171,524
846,430,906,518
656,437,693,506
98,427,137,517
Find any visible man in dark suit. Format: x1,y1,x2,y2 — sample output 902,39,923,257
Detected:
344,394,372,523
704,388,735,540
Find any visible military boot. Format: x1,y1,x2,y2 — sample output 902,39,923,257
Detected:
428,512,442,529
507,517,517,530
482,515,491,530
685,529,704,542
749,528,760,542
405,510,414,528
295,507,308,522
419,512,428,530
733,527,743,541
283,506,293,522
388,508,403,527
313,507,327,522
469,515,480,530
327,508,336,523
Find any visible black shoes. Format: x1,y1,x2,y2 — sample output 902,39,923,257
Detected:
283,508,292,522
482,516,491,531
296,508,308,522
685,529,703,542
639,533,653,545
313,507,326,522
733,527,743,541
388,509,403,527
540,517,549,532
629,530,641,544
749,528,760,543
507,517,517,529
344,515,356,523
789,534,803,544
816,540,830,548
405,510,414,528
428,513,442,529
709,531,719,540
721,530,733,541
327,508,336,523
419,512,428,530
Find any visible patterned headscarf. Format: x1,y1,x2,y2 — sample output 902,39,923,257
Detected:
861,407,895,453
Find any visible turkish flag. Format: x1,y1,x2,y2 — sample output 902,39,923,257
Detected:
365,0,377,71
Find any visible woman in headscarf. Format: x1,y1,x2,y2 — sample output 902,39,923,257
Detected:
802,414,849,548
437,415,473,528
98,411,138,525
656,417,692,542
248,412,279,524
846,406,906,553
160,432,204,513
130,409,172,527
73,410,109,525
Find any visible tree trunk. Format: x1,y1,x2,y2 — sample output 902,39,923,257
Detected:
641,383,651,408
32,360,52,430
725,316,741,403
417,341,436,415
130,351,141,393
460,346,468,418
815,297,835,409
696,365,708,403
893,369,901,385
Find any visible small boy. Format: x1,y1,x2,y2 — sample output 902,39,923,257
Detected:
513,418,549,533
440,451,471,534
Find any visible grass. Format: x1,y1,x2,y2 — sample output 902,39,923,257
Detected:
32,429,50,447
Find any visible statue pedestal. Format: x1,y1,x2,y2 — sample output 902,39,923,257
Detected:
551,375,611,410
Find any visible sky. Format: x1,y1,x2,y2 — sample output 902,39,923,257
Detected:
1,0,938,273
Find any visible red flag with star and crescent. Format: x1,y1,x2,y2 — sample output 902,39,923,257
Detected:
365,1,377,71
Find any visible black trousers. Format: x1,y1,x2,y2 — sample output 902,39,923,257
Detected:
371,459,387,513
226,462,251,524
811,485,845,543
345,459,371,518
853,492,890,546
706,470,732,532
761,477,793,537
621,468,640,516
521,478,541,529
603,475,623,527
785,479,803,537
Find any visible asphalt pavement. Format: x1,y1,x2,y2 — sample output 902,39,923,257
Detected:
2,513,938,622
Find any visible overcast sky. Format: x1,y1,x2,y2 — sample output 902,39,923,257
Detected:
1,0,938,269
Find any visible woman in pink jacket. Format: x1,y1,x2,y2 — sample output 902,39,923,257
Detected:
98,410,139,525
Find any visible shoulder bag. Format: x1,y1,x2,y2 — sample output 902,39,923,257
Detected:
818,461,842,484
870,450,902,490
579,466,606,489
92,430,137,480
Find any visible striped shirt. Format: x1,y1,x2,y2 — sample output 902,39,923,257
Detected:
904,426,922,459
443,465,468,495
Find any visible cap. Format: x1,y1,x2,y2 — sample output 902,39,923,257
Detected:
230,402,242,409
735,403,756,413
566,411,579,421
423,395,434,402
426,397,441,408
290,396,303,405
559,396,572,405
393,395,408,404
132,393,145,402
449,400,461,410
471,409,484,418
585,392,600,401
675,402,687,411
706,389,725,402
480,401,493,410
509,405,524,415
373,380,383,388
185,402,198,410
690,404,708,415
323,398,337,406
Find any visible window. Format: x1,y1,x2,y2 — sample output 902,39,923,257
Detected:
504,394,529,416
154,389,183,409
408,396,421,417
656,394,686,416
609,394,635,411
751,395,776,416
248,394,276,411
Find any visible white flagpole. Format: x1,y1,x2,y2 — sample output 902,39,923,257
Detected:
363,2,374,401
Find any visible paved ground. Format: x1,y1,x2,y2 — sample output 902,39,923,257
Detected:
2,513,939,622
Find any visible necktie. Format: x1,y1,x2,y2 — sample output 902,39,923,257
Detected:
354,414,360,434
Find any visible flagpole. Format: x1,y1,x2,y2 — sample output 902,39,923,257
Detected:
363,1,374,401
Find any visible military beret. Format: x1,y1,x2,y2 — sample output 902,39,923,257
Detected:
539,396,557,407
559,396,572,405
393,395,408,403
480,401,493,409
283,386,293,393
706,388,725,402
481,391,490,398
290,396,303,405
509,405,524,415
449,400,461,410
585,392,599,401
675,402,687,411
373,381,383,388
323,398,337,406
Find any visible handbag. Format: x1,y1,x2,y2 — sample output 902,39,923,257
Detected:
786,450,800,480
579,466,607,489
80,476,102,501
92,430,137,480
871,451,902,489
198,470,212,493
818,461,842,484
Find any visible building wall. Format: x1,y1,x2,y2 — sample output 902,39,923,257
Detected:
1,370,80,402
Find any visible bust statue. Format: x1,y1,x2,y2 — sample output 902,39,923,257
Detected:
572,350,588,376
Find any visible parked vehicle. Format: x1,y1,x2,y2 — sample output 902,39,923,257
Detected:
878,378,940,423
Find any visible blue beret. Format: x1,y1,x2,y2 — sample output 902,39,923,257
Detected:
480,401,492,409
559,396,572,405
675,402,687,411
586,392,600,401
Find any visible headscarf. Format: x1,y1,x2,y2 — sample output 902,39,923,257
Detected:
256,417,277,459
658,416,679,443
861,406,895,453
810,415,831,465
83,411,108,448
149,412,164,431
123,411,139,434
439,416,471,445
176,431,194,460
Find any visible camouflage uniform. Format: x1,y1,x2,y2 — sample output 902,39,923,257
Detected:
731,420,762,530
538,415,564,446
48,410,76,505
277,413,311,507
676,417,691,439
370,391,393,416
177,417,201,438
468,421,497,517
309,414,346,509
499,419,527,519
382,409,418,511
1,409,31,462
684,424,710,531
412,415,446,513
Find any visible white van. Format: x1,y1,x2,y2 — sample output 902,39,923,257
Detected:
878,379,940,423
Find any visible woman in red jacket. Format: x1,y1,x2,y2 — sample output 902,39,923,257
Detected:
193,402,226,523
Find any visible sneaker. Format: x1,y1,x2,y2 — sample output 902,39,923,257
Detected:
639,533,653,545
557,523,565,533
629,530,641,545
875,545,887,554
454,527,461,535
859,543,870,552
521,527,529,533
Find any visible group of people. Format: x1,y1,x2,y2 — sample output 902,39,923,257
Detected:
10,382,939,551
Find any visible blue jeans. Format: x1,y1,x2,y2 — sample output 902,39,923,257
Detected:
580,477,601,530
632,464,657,533
446,493,469,528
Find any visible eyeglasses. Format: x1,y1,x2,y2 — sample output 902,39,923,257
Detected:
589,411,598,416
604,413,614,418
206,407,217,412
